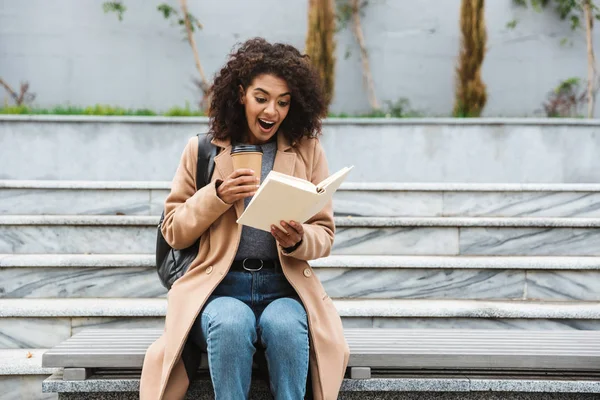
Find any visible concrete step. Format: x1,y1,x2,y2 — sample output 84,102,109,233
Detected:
4,181,600,218
1,298,600,350
2,215,600,256
0,348,57,400
2,254,600,301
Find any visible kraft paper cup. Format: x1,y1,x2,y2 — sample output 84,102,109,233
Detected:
231,144,263,182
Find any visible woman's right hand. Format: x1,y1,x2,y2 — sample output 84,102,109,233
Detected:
216,169,259,204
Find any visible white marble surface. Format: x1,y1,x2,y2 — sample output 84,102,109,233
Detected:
334,191,444,217
309,255,600,270
0,226,155,254
0,268,167,298
333,226,459,255
460,227,600,256
4,254,600,270
0,376,57,400
0,254,154,268
335,217,600,228
4,180,600,218
6,179,600,191
1,266,526,300
149,189,168,216
3,263,597,301
333,299,600,319
0,318,70,349
0,298,166,317
0,318,164,350
0,189,152,216
317,268,525,300
444,192,600,217
0,349,55,375
371,317,600,330
3,298,599,319
0,223,465,255
5,215,600,227
526,271,600,301
70,317,165,334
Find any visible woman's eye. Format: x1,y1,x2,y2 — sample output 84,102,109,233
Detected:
255,97,267,103
278,101,289,107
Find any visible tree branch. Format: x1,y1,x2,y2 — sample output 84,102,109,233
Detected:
179,0,209,98
584,0,597,118
351,0,379,110
0,78,19,103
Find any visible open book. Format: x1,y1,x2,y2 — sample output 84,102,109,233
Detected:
236,166,353,232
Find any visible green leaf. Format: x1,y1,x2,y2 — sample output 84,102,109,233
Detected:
157,3,177,20
506,19,519,29
570,14,581,30
560,37,570,46
102,1,126,21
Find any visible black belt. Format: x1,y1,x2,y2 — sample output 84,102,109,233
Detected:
230,258,281,272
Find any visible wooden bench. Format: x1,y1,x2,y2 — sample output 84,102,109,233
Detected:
41,328,600,398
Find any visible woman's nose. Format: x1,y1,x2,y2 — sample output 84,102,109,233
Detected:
264,101,276,116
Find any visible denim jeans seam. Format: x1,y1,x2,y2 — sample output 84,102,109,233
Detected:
204,313,218,395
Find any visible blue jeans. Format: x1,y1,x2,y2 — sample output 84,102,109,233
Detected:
189,268,309,400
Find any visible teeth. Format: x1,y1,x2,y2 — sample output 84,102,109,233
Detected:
259,119,275,126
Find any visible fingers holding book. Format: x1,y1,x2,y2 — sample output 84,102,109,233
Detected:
216,169,260,204
271,220,304,250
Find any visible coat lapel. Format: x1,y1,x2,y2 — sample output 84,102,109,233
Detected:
273,131,296,176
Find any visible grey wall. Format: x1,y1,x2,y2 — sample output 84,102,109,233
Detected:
2,116,600,183
1,0,598,116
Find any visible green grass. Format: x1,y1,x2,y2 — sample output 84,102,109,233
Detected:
0,104,204,117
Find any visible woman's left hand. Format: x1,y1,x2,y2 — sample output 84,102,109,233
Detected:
271,220,304,249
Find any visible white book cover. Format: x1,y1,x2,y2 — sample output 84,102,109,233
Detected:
236,166,354,232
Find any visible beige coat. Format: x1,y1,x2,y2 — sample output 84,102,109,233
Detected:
140,132,350,400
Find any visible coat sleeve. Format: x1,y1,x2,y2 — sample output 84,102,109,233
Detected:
161,137,232,250
281,139,335,261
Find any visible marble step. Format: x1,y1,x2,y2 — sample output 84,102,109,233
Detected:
0,348,57,400
2,298,600,350
3,215,600,256
3,181,600,218
2,254,600,301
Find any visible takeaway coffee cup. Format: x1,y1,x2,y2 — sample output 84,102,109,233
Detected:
231,144,263,182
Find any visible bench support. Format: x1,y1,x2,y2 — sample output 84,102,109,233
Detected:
350,366,371,379
64,368,93,381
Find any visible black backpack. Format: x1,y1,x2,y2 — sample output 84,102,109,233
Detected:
156,133,217,290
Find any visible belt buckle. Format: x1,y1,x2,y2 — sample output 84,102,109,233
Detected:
242,258,264,272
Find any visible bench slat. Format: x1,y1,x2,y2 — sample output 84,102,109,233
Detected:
42,329,600,371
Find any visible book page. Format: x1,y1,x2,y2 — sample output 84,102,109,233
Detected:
316,166,354,192
266,171,316,192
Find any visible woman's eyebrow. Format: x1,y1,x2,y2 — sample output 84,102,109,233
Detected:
254,87,291,97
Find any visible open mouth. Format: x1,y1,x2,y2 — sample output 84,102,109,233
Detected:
258,118,276,130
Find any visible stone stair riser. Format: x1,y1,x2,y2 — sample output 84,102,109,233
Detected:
2,267,599,302
4,188,600,218
3,225,600,256
0,376,56,400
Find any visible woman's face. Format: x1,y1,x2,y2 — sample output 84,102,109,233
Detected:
240,73,291,145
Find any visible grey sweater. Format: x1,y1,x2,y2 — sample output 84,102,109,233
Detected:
234,141,279,261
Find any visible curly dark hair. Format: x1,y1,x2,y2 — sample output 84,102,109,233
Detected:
208,37,326,145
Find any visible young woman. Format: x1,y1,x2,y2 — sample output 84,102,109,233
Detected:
140,37,349,400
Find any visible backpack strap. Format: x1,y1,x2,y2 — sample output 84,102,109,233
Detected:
196,133,217,191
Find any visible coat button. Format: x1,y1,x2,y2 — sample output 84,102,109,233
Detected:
303,268,312,277
206,266,213,274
